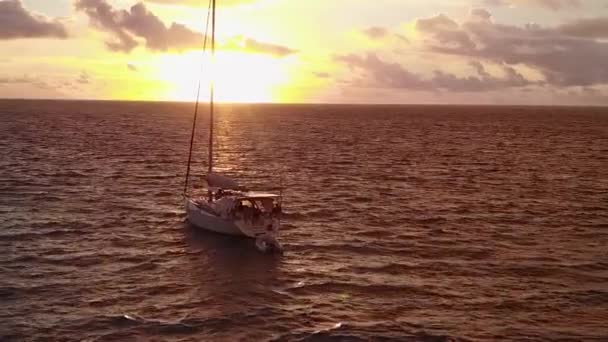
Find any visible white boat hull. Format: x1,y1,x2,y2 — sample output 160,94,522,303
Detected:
185,198,246,237
185,196,283,253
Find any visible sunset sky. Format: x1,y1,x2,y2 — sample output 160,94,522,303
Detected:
1,0,608,104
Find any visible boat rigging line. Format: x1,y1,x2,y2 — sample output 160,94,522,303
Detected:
183,0,214,197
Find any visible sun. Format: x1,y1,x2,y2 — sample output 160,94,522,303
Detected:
155,51,293,103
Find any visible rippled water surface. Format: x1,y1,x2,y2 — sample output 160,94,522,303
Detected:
1,100,607,341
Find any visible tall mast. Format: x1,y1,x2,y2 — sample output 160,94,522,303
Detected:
208,0,216,175
207,0,216,202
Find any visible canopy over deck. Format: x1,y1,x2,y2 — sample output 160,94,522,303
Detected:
238,192,280,199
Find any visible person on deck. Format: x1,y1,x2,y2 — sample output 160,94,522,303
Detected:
272,203,282,215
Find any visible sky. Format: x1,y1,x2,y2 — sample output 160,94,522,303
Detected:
1,0,608,105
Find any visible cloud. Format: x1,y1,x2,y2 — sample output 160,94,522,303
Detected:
127,63,138,71
0,75,68,98
335,53,533,92
470,8,492,21
416,14,476,50
414,10,608,87
362,26,389,39
75,0,297,56
0,75,51,89
484,0,582,10
0,72,95,91
75,0,204,52
241,38,296,56
558,17,608,39
223,36,297,57
0,0,68,39
336,53,427,90
77,71,90,84
361,26,410,45
0,75,33,84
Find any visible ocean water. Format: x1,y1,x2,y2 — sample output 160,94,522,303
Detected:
1,99,607,341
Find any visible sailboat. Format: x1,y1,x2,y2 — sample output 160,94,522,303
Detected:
182,0,283,253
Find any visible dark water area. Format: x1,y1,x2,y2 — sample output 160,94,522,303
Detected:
1,99,607,341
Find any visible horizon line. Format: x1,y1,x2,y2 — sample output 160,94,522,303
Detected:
0,97,607,108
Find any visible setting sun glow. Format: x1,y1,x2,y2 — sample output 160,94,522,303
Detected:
156,51,295,103
2,0,608,105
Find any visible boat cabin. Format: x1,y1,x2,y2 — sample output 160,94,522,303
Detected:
237,192,282,214
210,191,281,219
